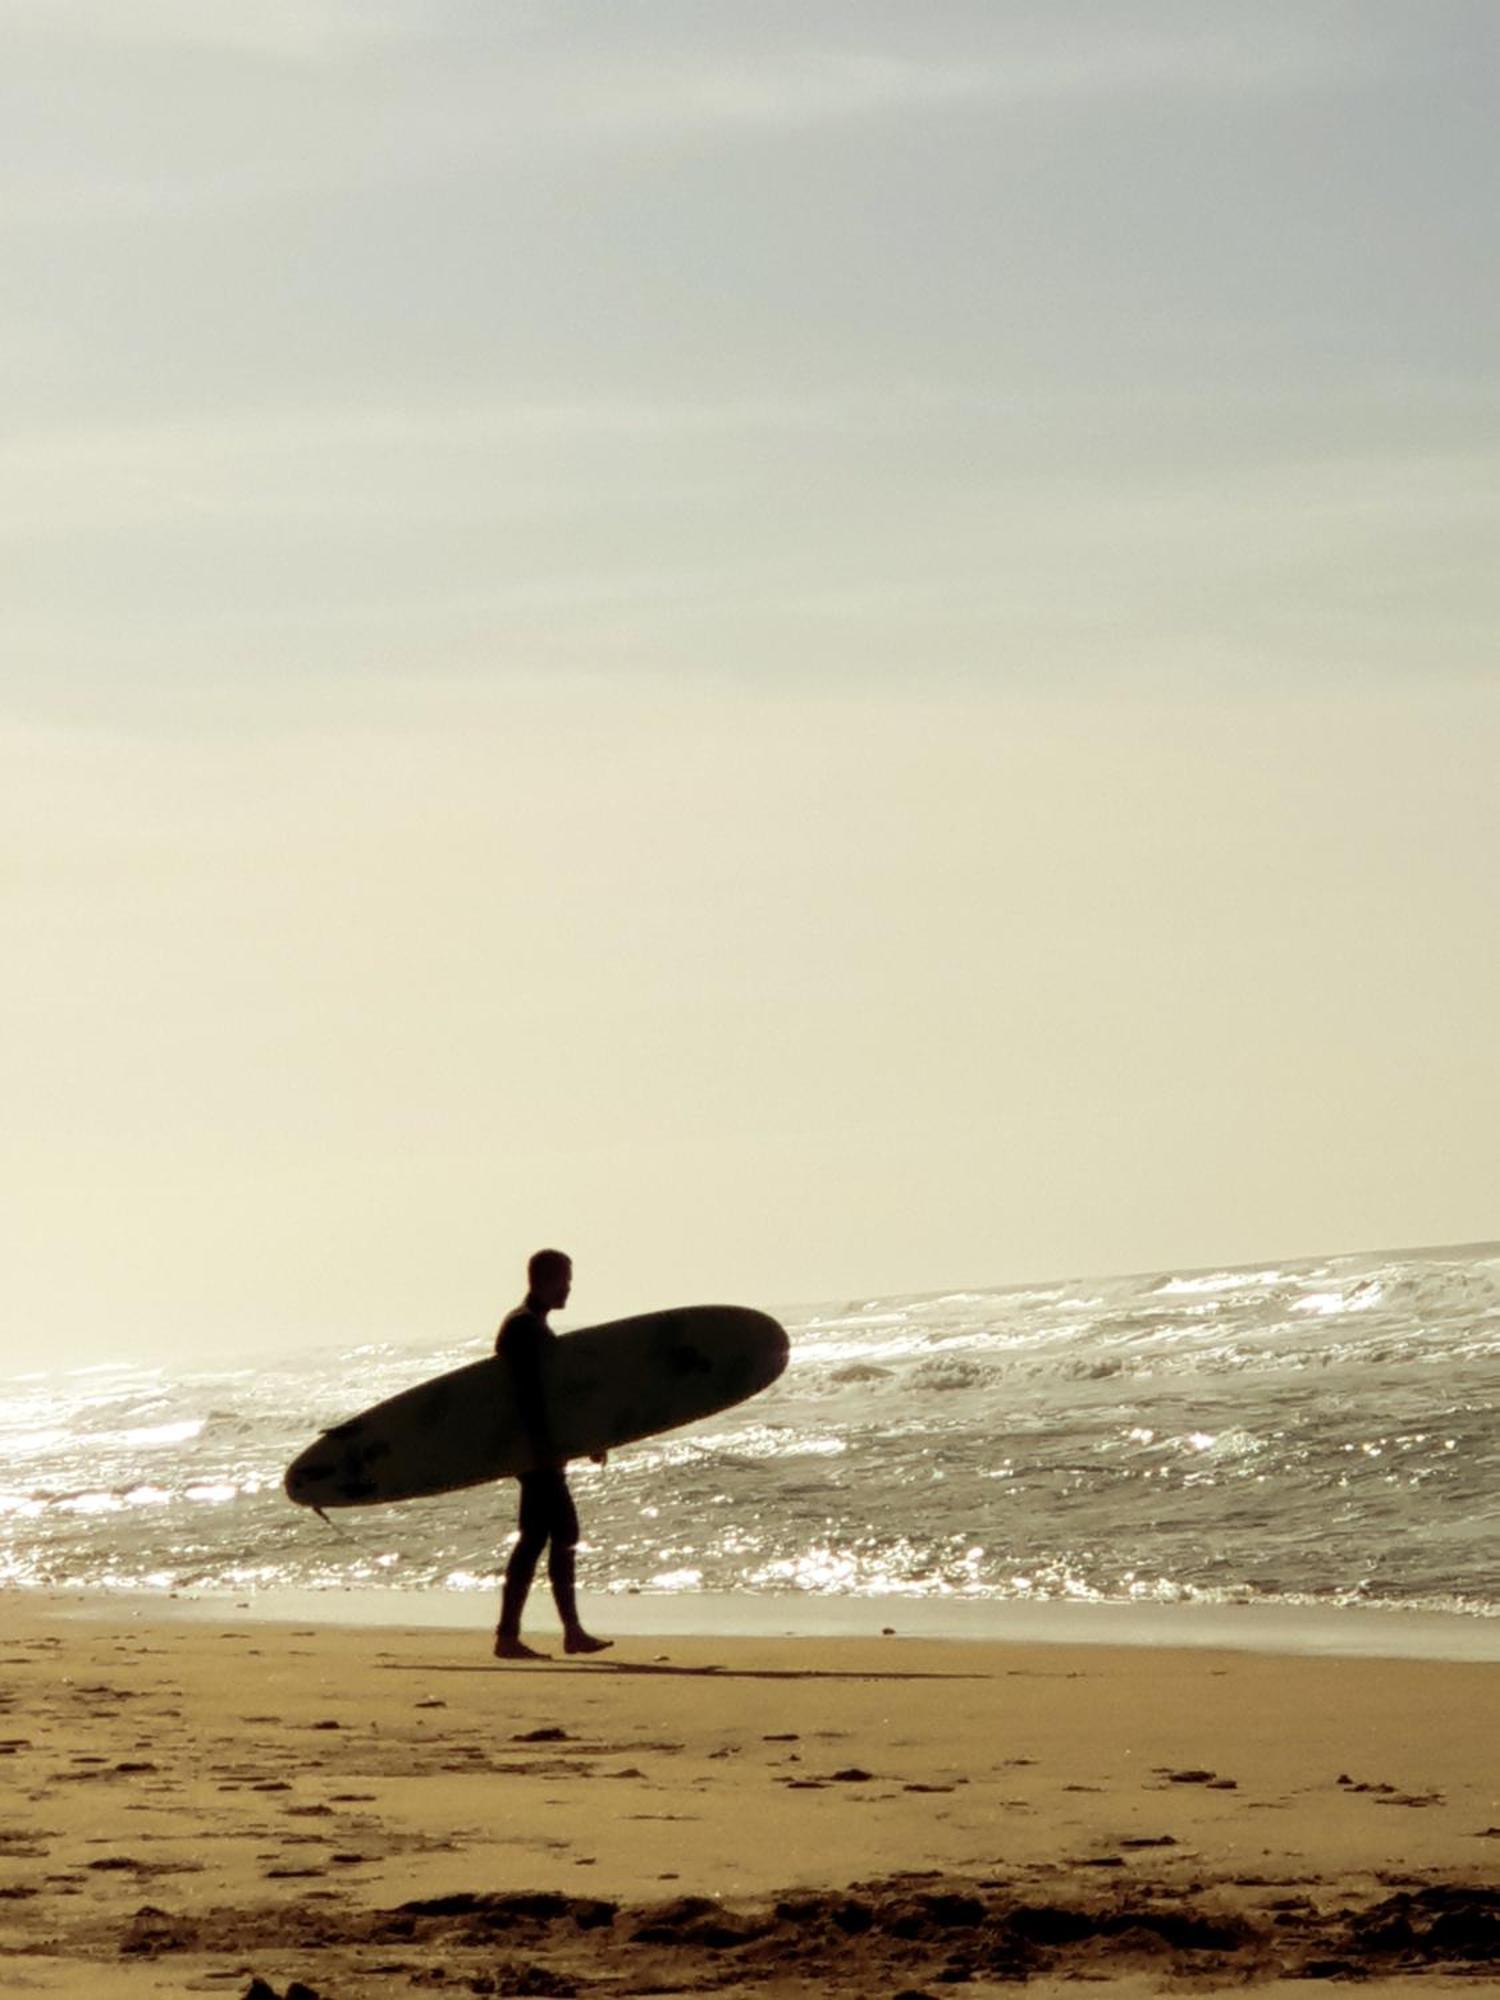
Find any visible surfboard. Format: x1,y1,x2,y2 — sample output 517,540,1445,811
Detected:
283,1304,789,1510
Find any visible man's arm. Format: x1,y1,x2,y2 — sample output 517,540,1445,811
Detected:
499,1318,561,1468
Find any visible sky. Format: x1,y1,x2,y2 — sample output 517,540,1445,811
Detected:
3,2,1497,1371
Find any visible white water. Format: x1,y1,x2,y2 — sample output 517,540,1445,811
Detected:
4,1241,1497,1623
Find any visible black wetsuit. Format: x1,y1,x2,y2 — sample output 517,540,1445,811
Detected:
495,1302,579,1632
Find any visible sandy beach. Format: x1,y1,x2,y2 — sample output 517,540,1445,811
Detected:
2,1599,1497,1996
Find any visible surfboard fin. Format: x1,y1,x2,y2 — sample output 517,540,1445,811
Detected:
309,1502,369,1549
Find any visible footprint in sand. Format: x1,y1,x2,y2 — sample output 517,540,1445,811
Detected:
0,1831,52,1860
86,1855,203,1879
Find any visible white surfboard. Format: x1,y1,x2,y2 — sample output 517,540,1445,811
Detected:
284,1304,788,1509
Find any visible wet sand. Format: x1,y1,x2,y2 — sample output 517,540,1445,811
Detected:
2,1597,1497,1996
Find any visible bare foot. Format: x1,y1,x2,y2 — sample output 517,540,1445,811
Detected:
563,1631,613,1656
493,1635,550,1660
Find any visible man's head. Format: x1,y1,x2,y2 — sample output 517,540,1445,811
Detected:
527,1247,573,1312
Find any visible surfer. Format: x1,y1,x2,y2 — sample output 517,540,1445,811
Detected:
494,1249,612,1661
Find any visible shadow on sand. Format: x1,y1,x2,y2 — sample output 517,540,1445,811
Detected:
378,1659,990,1683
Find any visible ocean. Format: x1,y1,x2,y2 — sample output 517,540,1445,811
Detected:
3,1241,1497,1631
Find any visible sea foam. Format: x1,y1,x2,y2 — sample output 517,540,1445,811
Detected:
2,1241,1496,1618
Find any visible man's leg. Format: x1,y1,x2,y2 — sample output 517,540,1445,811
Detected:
544,1475,611,1655
495,1476,551,1659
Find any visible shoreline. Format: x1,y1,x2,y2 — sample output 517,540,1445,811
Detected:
27,1581,1500,1661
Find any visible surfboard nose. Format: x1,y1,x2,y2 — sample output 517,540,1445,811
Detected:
744,1308,790,1379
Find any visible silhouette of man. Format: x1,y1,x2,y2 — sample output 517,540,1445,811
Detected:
493,1248,611,1660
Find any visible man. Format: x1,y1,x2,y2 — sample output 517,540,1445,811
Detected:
493,1248,611,1660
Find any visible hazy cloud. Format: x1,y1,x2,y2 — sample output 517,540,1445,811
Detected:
3,4,1497,1360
